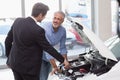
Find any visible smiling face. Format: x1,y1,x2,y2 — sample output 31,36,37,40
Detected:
52,12,65,29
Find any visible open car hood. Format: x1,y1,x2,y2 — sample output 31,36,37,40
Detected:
68,18,117,61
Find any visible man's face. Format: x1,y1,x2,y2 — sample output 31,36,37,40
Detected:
52,13,64,28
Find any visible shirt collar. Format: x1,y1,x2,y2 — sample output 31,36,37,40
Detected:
51,25,61,33
30,16,37,23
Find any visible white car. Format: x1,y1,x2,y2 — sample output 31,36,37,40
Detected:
48,18,119,80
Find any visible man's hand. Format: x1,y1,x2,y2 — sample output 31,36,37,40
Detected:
63,59,70,69
49,55,70,75
50,67,58,75
49,59,58,75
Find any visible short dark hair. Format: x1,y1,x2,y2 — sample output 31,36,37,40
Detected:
31,2,49,17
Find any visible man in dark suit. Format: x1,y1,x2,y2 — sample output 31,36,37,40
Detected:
5,2,69,80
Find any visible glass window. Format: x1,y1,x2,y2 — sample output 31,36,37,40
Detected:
0,0,21,18
62,0,92,29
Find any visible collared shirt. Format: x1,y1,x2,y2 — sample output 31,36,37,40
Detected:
40,22,67,61
30,16,37,23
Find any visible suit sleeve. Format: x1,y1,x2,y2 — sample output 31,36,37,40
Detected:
5,18,21,57
5,26,13,57
36,28,64,63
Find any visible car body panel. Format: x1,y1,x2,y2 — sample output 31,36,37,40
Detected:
70,18,117,61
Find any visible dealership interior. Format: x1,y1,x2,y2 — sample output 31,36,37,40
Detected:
0,0,120,79
0,0,119,41
0,0,119,64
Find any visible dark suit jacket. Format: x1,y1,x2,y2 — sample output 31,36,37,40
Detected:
5,17,64,75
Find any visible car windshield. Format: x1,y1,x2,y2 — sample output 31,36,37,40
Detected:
0,25,11,35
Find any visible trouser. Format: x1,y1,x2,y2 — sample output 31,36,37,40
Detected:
39,60,52,80
12,69,39,80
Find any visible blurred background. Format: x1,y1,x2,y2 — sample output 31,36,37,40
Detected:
0,1,120,79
